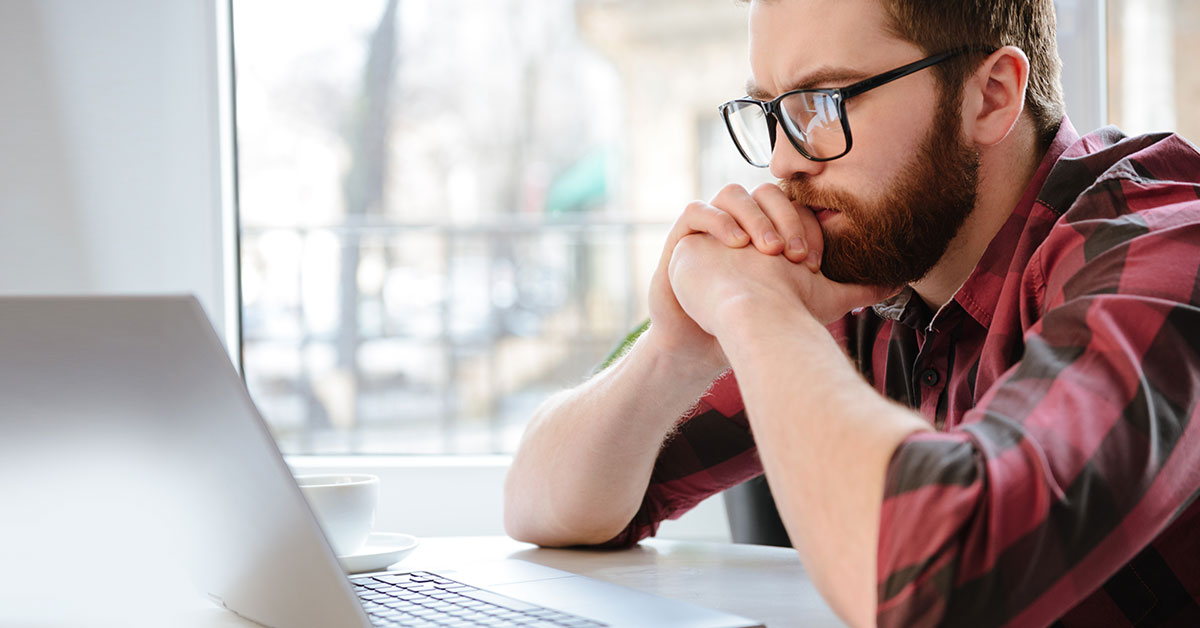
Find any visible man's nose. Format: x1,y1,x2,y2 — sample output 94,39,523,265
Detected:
769,121,824,180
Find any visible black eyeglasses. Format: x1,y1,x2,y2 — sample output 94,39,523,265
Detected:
719,47,989,166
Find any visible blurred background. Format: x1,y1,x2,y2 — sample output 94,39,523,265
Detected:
235,0,771,455
233,0,1200,456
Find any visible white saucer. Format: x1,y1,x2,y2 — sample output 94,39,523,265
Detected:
338,532,419,574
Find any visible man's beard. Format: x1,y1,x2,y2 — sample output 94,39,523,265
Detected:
779,93,980,286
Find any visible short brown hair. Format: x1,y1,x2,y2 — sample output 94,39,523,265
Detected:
743,0,1066,149
880,0,1064,149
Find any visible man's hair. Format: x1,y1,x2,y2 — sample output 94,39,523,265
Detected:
745,0,1065,149
881,0,1064,149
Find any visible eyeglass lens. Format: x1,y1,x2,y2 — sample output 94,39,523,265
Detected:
724,91,848,165
724,102,774,166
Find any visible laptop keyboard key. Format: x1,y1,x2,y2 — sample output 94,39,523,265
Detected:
355,570,607,627
460,590,539,612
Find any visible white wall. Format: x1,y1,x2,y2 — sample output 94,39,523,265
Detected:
0,0,238,354
287,455,732,542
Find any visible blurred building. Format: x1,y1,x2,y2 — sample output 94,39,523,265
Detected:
236,0,763,455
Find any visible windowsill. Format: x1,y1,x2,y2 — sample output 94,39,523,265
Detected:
282,453,730,542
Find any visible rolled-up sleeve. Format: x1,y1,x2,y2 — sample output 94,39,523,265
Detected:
595,370,764,548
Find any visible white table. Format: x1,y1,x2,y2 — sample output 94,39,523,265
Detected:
404,537,843,627
29,537,845,627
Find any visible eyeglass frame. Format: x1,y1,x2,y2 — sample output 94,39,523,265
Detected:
718,46,993,166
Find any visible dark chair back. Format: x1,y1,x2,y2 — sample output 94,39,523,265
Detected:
723,475,791,547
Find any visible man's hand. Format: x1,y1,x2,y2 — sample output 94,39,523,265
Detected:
647,182,825,371
668,233,898,337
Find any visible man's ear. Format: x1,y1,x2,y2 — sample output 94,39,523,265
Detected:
962,46,1029,147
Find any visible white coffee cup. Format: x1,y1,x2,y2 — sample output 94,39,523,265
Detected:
296,474,379,556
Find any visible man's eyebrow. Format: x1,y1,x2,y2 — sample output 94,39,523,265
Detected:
744,67,873,100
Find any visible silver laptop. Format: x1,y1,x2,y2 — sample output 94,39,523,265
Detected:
0,295,761,628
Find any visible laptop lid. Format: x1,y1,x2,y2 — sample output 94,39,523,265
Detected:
1,294,764,628
0,295,370,627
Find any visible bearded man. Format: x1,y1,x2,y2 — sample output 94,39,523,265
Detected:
505,1,1200,625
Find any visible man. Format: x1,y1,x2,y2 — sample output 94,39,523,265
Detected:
505,0,1200,625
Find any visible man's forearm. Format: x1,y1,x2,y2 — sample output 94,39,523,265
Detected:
717,303,930,627
504,327,724,547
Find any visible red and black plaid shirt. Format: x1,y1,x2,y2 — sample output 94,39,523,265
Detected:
600,118,1200,626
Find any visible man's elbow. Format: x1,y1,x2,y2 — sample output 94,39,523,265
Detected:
503,490,626,548
502,501,554,546
502,477,568,546
503,509,624,548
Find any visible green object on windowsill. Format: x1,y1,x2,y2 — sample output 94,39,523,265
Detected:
595,319,650,374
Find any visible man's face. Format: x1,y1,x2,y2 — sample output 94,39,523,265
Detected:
748,0,979,286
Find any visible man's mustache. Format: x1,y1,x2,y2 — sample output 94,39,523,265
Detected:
777,177,858,217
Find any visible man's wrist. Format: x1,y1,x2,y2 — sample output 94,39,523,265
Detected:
712,292,820,351
634,324,728,387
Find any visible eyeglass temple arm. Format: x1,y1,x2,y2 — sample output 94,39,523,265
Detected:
838,46,990,100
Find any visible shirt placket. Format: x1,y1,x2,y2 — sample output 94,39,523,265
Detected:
912,324,952,429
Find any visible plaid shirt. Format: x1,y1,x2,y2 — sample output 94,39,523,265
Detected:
599,118,1200,627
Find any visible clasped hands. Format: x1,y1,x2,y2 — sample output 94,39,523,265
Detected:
648,182,897,370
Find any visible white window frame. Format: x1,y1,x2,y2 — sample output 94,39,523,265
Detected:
1056,0,1108,133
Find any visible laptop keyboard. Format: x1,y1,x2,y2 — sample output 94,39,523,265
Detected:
351,571,608,628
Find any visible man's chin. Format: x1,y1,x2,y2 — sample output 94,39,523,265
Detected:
818,242,895,286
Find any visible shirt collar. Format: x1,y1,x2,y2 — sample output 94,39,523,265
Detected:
873,117,1081,329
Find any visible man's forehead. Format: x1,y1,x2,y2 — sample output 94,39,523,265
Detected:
745,0,917,98
744,67,874,100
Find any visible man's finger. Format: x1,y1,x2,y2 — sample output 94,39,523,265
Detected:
793,200,824,272
681,201,751,248
658,201,748,288
750,183,822,266
709,183,786,255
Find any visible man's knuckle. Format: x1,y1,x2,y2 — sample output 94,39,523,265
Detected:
751,182,778,197
715,211,739,227
718,183,747,198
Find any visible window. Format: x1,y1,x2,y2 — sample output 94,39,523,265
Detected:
233,0,764,455
1106,0,1200,138
237,1,1170,459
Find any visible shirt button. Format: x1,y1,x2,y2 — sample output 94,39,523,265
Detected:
920,369,940,387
